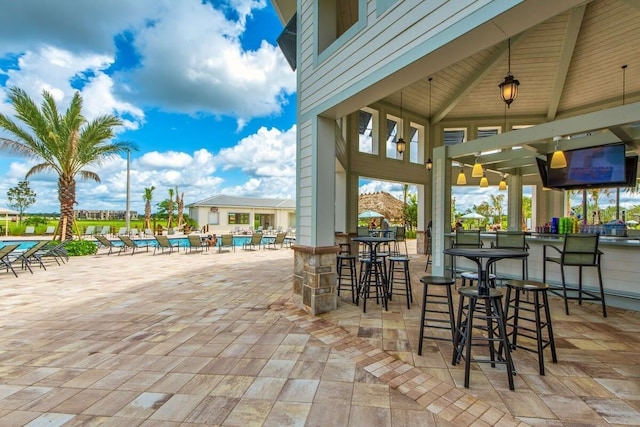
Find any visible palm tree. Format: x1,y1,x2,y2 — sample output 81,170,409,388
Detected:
175,186,185,229
0,86,136,239
143,186,156,230
167,188,174,228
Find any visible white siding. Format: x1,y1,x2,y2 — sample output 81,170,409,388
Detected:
297,119,313,245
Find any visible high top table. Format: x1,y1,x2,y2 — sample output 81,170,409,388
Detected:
352,236,395,312
443,247,529,295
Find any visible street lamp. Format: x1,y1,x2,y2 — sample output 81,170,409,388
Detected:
125,149,131,233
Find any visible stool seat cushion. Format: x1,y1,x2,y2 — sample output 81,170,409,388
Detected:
506,280,549,291
461,272,496,280
420,275,455,285
388,256,410,262
458,287,503,298
337,254,356,260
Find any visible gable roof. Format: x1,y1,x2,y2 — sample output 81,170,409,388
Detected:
188,194,296,209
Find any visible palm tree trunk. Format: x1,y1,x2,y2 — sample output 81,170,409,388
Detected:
144,201,151,230
58,176,76,240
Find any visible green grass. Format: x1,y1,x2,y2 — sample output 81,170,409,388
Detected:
3,219,150,237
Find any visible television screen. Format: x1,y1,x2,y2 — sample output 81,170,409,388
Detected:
546,143,627,189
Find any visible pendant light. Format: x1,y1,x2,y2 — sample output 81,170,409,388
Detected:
456,166,467,185
479,171,489,188
499,174,507,191
499,38,520,107
549,136,567,169
471,153,483,177
425,78,433,171
396,90,406,154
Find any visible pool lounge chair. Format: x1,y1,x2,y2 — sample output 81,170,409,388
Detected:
43,226,56,235
95,235,120,255
265,232,287,250
98,225,111,236
186,235,207,253
0,244,21,277
10,240,50,273
218,234,235,253
154,235,180,255
34,239,71,266
118,236,147,255
24,226,35,236
83,225,96,237
242,233,263,251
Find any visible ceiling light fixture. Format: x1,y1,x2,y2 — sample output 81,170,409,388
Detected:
425,77,433,171
396,90,406,154
499,38,520,108
549,136,567,169
479,171,489,188
471,153,483,177
456,166,467,185
499,174,507,191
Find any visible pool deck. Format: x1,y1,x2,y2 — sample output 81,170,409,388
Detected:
0,239,639,426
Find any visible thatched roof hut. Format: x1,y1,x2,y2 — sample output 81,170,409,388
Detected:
358,191,405,223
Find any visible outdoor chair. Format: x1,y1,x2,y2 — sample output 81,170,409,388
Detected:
118,235,147,255
490,231,529,280
129,228,140,238
117,227,128,236
543,233,606,317
83,225,96,237
95,234,120,255
393,226,407,255
219,234,235,253
24,226,35,236
43,226,56,235
265,232,287,250
0,244,21,277
242,233,263,251
186,235,207,253
450,229,482,277
35,239,71,265
144,228,154,237
154,235,180,255
99,225,111,236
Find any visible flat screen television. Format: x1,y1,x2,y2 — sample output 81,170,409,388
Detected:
545,143,630,190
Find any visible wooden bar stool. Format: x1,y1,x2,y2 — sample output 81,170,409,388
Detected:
418,276,456,355
504,279,557,375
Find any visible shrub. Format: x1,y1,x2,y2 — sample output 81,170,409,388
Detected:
64,240,98,256
24,216,49,227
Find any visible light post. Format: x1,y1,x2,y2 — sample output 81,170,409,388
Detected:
125,149,130,233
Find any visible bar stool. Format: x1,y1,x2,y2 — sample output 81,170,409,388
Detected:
418,276,456,356
452,287,515,390
504,280,557,375
357,258,388,313
387,256,413,309
336,253,357,303
460,271,496,289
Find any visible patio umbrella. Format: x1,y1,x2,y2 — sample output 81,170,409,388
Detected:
358,210,384,219
626,220,639,226
460,212,486,229
0,207,19,237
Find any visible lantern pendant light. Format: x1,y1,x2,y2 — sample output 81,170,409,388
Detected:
499,38,520,107
479,171,489,188
425,78,433,171
549,136,567,169
499,174,507,191
471,153,483,178
396,90,406,154
456,166,467,185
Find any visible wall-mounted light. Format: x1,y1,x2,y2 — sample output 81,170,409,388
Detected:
456,166,467,185
499,174,507,191
472,154,483,178
479,171,489,188
549,136,567,169
499,38,520,107
425,77,433,171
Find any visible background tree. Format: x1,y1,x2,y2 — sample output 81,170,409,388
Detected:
166,188,174,228
0,86,136,239
403,193,417,230
143,186,155,230
176,186,184,228
6,180,36,223
489,194,505,226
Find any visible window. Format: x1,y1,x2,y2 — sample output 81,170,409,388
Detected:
385,116,401,160
228,213,250,225
317,0,359,54
444,128,466,146
358,108,377,154
478,127,500,155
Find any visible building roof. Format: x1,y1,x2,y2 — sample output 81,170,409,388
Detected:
359,192,405,222
188,194,296,209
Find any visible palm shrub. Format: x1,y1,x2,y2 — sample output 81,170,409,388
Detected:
0,86,137,239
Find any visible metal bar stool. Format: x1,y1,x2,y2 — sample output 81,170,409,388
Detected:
387,256,413,309
460,271,496,289
337,253,357,303
503,279,557,375
452,287,515,390
357,258,388,313
418,276,456,355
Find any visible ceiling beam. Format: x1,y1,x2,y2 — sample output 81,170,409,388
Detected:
431,33,528,125
546,4,586,120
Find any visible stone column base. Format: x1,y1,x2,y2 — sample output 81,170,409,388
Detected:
291,244,340,315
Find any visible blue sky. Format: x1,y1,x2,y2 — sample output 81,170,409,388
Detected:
0,0,299,213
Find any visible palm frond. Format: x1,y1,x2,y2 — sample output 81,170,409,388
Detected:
78,170,100,182
26,163,58,179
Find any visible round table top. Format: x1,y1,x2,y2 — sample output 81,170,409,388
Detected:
351,236,395,243
443,247,528,259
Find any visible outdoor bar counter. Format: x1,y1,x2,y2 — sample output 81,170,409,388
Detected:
447,232,640,309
